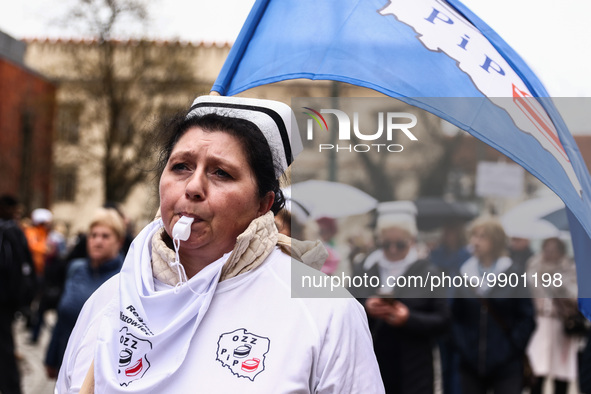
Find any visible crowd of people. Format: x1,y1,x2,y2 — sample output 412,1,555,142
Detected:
283,200,589,394
1,95,590,393
0,197,132,394
279,185,590,394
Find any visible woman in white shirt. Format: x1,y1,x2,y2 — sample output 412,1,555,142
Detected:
56,96,384,393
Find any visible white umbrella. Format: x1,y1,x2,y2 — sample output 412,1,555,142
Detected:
501,196,568,239
287,180,377,219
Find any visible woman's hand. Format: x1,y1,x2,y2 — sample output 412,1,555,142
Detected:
388,300,409,326
365,297,391,319
365,297,410,326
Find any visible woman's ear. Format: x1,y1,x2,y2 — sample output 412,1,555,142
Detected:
258,191,275,216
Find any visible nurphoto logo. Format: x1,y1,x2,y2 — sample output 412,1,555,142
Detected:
303,107,418,153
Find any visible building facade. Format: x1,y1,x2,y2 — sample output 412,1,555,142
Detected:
0,31,56,212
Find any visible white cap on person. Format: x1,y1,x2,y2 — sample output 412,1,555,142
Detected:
187,96,303,179
32,208,53,225
376,201,418,237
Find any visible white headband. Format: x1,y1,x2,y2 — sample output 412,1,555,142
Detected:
187,96,303,179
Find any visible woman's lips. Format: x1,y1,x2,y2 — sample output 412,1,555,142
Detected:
179,212,203,221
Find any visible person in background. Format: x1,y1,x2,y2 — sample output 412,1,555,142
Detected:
0,195,35,394
34,220,70,339
347,230,375,274
24,208,53,279
429,221,471,277
65,202,134,262
508,236,533,274
352,201,450,394
452,216,536,394
579,328,591,393
44,207,125,378
316,216,341,275
104,201,134,256
31,222,67,344
24,208,55,344
48,221,68,261
429,221,471,394
526,237,580,394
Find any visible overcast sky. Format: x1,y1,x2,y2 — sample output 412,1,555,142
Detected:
1,0,590,100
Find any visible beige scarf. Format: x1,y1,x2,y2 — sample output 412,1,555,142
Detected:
151,211,327,285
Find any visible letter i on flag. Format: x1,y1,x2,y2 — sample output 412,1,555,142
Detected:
213,0,591,316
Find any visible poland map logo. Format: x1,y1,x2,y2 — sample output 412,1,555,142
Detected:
117,327,152,387
216,328,270,381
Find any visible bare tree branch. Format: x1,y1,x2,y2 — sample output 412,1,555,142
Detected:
55,0,200,203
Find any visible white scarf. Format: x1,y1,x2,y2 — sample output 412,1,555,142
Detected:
93,219,229,392
460,255,512,296
364,246,418,291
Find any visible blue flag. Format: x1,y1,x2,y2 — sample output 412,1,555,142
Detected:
213,0,591,315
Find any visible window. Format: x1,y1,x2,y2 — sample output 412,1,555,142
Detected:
53,167,77,202
56,105,81,143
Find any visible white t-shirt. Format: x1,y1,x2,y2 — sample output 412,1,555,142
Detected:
56,248,384,393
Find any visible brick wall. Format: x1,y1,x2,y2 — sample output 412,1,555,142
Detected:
0,56,56,211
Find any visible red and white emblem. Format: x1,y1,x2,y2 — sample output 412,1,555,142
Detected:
117,327,153,386
216,328,270,381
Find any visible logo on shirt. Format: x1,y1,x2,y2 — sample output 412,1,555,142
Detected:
216,328,270,381
118,327,153,386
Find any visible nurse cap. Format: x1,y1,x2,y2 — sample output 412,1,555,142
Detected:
187,96,303,179
376,201,418,237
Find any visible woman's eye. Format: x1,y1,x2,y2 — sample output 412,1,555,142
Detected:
214,168,231,178
171,163,189,172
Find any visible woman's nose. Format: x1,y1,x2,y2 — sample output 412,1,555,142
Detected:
185,171,206,200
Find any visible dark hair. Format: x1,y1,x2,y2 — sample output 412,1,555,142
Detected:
542,237,567,257
0,194,19,220
156,113,285,214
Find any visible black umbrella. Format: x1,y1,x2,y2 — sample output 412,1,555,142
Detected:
414,197,478,231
